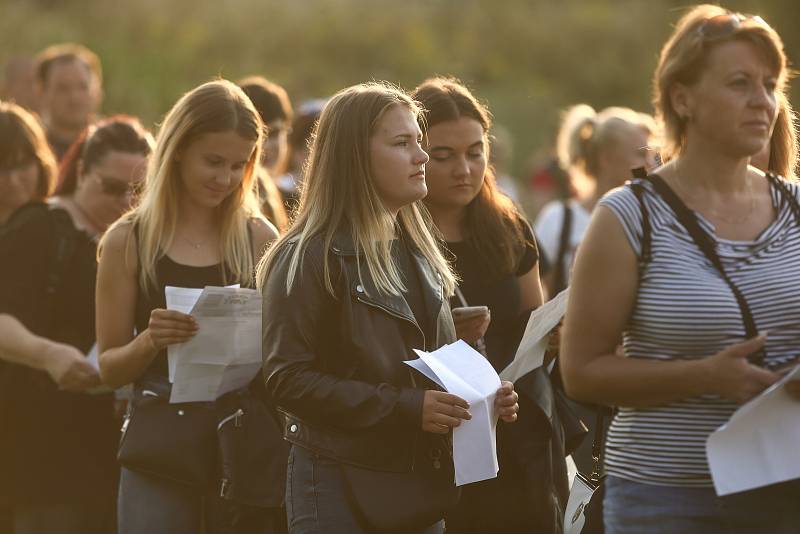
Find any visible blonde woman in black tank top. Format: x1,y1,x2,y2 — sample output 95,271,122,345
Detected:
96,80,281,534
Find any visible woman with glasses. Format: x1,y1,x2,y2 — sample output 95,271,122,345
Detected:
0,115,152,533
561,4,799,533
0,102,56,226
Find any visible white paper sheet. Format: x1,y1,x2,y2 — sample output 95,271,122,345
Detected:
165,286,262,404
500,288,569,383
706,365,800,496
405,340,501,486
165,285,240,382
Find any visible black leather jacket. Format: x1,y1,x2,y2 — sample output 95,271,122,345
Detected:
262,229,456,472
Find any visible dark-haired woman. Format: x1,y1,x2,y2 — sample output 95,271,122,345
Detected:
239,76,292,231
0,101,56,227
413,77,565,533
0,115,152,533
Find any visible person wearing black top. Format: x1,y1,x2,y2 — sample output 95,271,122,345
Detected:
414,77,570,533
0,115,151,533
97,81,282,534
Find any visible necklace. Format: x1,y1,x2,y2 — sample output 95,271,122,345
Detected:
671,168,755,226
182,235,208,250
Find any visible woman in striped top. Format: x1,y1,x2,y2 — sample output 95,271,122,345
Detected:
561,5,799,533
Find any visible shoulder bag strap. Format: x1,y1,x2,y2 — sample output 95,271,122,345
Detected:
645,174,764,367
553,200,573,294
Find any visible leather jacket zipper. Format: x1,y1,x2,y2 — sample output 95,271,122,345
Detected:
356,294,427,472
355,295,426,349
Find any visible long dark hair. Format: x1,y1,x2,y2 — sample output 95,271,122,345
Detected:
57,115,154,195
413,77,531,279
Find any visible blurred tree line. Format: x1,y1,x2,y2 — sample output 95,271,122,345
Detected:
2,0,799,179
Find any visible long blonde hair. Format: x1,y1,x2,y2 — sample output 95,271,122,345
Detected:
257,82,456,298
102,80,263,292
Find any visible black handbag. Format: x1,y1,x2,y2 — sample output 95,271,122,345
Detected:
215,389,289,507
117,388,217,489
339,438,460,532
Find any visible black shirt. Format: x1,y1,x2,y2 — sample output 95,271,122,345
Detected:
0,203,118,504
445,219,539,372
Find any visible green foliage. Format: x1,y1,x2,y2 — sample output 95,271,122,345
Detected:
1,0,798,177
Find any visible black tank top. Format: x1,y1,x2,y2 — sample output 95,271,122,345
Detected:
134,255,235,388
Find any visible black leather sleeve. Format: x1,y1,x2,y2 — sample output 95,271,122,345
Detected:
261,242,424,431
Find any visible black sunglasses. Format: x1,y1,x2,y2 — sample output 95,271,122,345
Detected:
96,175,144,198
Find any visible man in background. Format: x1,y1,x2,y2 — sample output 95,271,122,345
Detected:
34,43,102,161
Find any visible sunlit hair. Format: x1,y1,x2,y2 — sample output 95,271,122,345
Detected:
257,81,456,298
413,76,532,279
557,104,655,180
101,80,263,292
57,115,154,195
768,94,798,179
0,101,57,199
654,4,788,160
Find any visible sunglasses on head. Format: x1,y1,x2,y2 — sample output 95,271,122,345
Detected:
96,175,144,198
697,12,772,41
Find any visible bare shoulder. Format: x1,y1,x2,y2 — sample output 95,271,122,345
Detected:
248,216,279,256
98,220,138,276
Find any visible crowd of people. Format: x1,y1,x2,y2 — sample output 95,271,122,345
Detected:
0,3,799,533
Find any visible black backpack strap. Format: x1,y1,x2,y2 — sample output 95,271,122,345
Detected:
645,174,764,367
628,180,653,274
553,200,573,294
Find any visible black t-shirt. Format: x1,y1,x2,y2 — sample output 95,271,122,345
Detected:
446,218,539,372
0,203,117,504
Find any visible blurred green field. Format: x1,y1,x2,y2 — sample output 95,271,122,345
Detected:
2,0,798,178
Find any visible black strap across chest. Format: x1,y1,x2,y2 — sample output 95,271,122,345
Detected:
630,172,800,368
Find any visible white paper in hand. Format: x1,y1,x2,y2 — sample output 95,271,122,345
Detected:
706,364,800,496
404,340,501,486
500,288,569,383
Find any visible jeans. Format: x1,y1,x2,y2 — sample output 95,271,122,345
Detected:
286,445,444,534
604,475,800,534
118,468,285,534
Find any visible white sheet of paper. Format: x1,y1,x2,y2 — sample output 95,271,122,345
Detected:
500,288,569,383
406,340,501,486
166,286,261,404
165,285,241,382
706,364,800,496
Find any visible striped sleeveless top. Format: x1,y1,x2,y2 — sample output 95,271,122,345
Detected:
599,176,800,487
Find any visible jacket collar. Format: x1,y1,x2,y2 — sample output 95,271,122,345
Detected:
331,226,444,338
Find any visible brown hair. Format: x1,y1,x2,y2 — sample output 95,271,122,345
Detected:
0,101,57,200
35,43,102,87
57,115,154,195
654,4,788,160
768,94,798,179
413,76,531,279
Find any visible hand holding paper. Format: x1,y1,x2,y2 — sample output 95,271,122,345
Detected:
164,285,262,404
500,288,569,383
706,364,800,496
405,340,502,486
